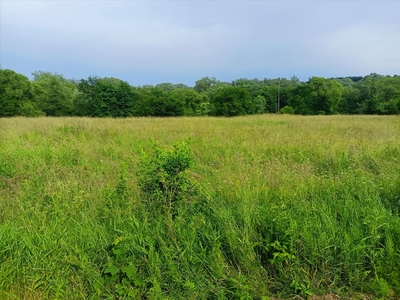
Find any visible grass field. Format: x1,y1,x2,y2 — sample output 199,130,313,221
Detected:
0,115,399,299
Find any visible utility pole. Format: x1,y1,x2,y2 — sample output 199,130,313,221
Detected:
277,77,281,114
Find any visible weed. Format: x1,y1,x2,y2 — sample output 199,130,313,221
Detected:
136,139,193,216
0,115,399,299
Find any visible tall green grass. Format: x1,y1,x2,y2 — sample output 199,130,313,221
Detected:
0,115,399,299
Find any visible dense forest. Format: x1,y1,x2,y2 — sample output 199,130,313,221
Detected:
1,68,399,117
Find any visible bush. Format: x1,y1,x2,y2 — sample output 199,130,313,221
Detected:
280,105,295,114
136,139,193,215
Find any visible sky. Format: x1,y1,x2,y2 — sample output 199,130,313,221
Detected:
1,0,400,86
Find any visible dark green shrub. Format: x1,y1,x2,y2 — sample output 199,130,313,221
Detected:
136,139,193,215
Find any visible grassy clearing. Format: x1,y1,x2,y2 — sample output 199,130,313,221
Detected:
0,115,399,299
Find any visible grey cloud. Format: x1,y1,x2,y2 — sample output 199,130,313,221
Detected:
317,22,400,74
1,1,400,85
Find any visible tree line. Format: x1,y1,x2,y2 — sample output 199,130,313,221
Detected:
1,68,399,117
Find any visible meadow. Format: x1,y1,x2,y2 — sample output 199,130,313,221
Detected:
0,115,399,299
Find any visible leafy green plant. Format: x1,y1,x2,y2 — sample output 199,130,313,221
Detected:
267,240,296,265
104,236,144,299
137,139,192,215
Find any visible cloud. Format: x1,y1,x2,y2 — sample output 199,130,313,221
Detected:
316,22,400,75
2,1,243,73
1,0,400,84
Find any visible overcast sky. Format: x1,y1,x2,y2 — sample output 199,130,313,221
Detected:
1,1,399,86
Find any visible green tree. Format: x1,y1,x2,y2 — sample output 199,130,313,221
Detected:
375,76,400,114
288,84,313,115
32,71,77,116
131,87,156,116
133,87,184,117
194,76,220,93
308,77,344,114
75,76,99,116
18,101,45,117
254,85,289,113
155,82,190,92
168,89,210,116
337,86,361,114
210,86,254,116
92,78,138,117
232,78,269,112
253,95,266,114
160,93,185,117
352,74,382,114
382,97,400,114
0,69,38,117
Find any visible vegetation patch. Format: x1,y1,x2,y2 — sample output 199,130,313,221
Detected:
0,115,399,299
